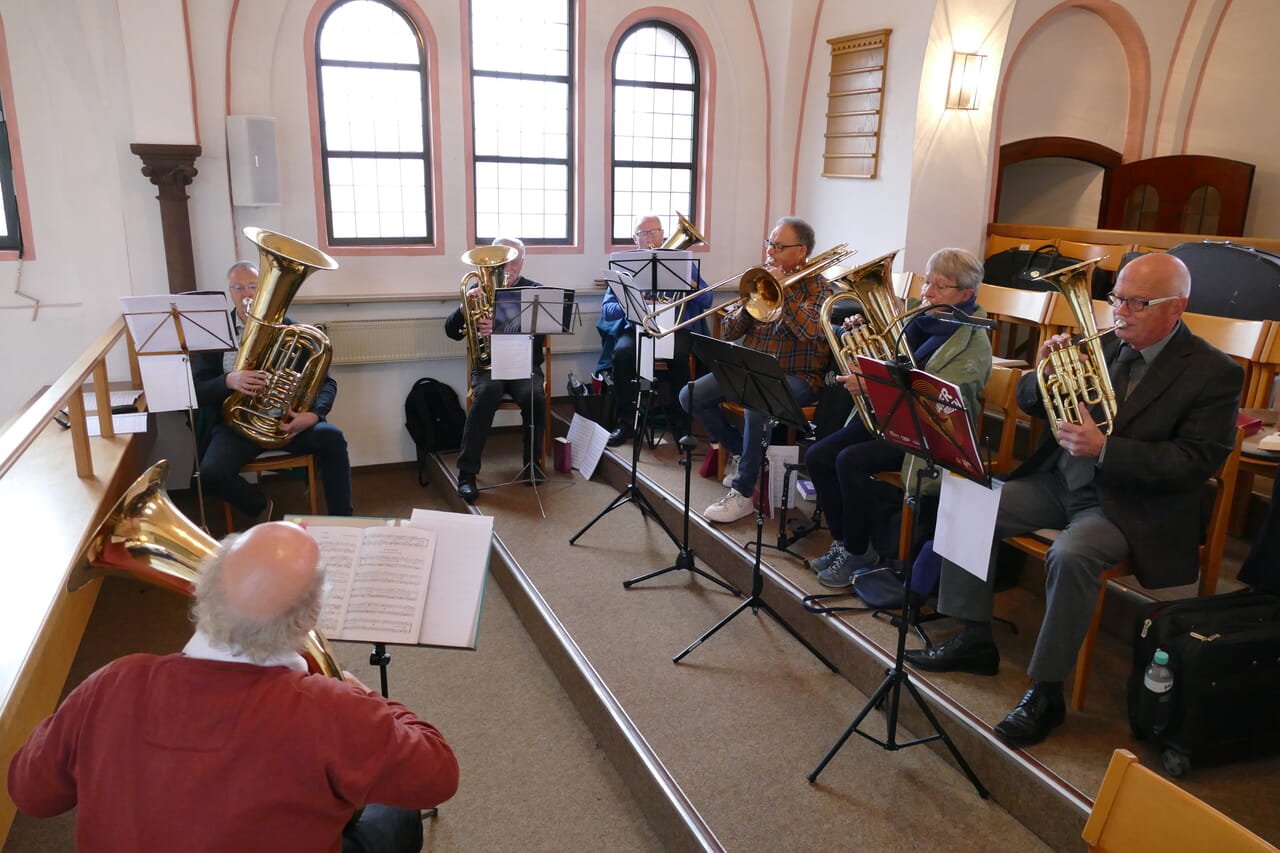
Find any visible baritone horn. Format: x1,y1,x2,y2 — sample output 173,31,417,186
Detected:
818,250,906,432
642,244,855,337
1035,257,1117,442
68,461,344,679
459,244,519,370
224,228,338,448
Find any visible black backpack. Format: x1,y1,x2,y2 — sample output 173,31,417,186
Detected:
404,377,466,485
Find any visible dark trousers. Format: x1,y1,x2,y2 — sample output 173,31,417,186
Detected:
804,421,904,552
457,368,546,476
611,327,693,436
200,421,353,517
1240,472,1280,593
341,804,423,853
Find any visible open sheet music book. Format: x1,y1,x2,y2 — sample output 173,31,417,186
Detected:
289,511,494,650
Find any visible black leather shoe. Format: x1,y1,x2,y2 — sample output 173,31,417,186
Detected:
457,475,478,503
903,635,999,676
607,424,634,447
994,686,1066,747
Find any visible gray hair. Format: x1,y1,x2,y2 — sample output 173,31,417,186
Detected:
226,260,258,279
925,248,983,292
492,236,525,258
775,217,815,255
192,533,327,664
633,212,662,232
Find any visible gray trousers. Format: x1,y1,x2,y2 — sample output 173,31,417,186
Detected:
936,468,1129,682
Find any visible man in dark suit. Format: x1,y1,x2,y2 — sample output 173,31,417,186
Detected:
906,252,1243,746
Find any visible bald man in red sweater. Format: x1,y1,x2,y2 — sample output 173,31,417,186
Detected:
8,522,458,853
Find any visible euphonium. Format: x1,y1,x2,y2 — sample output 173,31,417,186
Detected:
459,245,518,370
1035,257,1117,442
68,460,344,678
818,250,906,432
224,228,338,448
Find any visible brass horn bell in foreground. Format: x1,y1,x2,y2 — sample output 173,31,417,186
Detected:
1035,257,1118,442
69,460,344,679
660,212,708,251
224,227,339,448
819,250,906,432
459,244,519,371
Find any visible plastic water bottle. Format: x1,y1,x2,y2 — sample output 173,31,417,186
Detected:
1141,649,1175,736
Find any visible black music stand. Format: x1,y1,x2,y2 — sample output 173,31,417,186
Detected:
571,270,681,550
673,336,835,670
806,355,988,798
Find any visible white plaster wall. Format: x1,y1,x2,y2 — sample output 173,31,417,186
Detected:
1184,0,1280,237
997,157,1105,227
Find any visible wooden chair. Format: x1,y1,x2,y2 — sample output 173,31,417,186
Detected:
1058,240,1132,274
467,337,553,471
976,283,1055,365
1181,311,1269,398
1082,748,1278,852
222,450,318,532
1242,319,1280,409
977,365,1026,477
986,234,1049,258
1004,427,1243,711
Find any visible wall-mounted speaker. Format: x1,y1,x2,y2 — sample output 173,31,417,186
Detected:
226,115,280,206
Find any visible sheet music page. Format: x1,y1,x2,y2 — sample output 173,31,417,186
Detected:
566,413,609,480
934,474,1002,581
86,413,148,436
310,525,367,638
408,509,496,649
338,526,436,644
137,354,198,412
765,445,799,509
491,333,533,380
637,334,657,381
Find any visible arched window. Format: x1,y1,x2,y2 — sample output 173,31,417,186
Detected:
1182,185,1223,235
1122,183,1159,232
315,0,432,245
469,0,574,244
610,22,700,244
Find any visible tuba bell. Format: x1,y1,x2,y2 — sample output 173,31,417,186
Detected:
1035,257,1117,442
459,244,518,371
69,461,344,678
818,250,906,432
660,212,708,251
223,228,339,448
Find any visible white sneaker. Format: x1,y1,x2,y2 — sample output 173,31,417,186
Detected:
704,488,753,523
721,454,741,488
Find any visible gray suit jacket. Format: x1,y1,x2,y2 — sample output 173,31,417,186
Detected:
1013,321,1243,588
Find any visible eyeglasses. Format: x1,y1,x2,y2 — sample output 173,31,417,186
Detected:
764,240,804,252
922,277,967,292
634,228,663,240
1106,293,1181,312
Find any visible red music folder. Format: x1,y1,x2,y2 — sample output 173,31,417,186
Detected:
855,355,988,485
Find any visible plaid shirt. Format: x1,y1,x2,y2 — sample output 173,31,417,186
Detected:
720,272,832,393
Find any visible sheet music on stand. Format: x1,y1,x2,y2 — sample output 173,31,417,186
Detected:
608,248,699,296
120,292,235,412
488,286,578,381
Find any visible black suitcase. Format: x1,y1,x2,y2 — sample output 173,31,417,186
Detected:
1126,589,1280,777
1168,241,1280,320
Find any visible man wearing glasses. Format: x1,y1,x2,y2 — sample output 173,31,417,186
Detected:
597,213,710,447
680,216,830,523
906,252,1243,747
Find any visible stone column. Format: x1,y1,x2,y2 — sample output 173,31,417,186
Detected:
131,143,201,294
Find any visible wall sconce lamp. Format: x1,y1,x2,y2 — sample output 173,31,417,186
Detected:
946,52,985,110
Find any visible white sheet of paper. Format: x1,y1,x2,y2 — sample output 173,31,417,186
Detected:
647,303,678,359
766,445,799,509
408,509,495,649
637,335,657,381
120,293,234,353
86,412,148,436
82,389,143,411
490,333,533,380
933,473,1003,582
137,354,197,412
566,413,609,480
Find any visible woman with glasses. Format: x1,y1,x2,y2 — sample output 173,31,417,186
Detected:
804,247,993,587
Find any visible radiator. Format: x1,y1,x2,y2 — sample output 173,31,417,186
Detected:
318,313,602,365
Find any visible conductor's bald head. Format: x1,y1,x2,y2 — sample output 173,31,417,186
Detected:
194,522,326,664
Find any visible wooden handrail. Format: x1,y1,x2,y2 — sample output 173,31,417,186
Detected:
0,317,126,481
986,222,1280,255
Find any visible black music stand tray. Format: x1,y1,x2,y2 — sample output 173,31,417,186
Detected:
673,336,835,670
806,356,988,798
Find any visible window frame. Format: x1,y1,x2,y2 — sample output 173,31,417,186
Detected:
314,0,434,248
467,0,576,247
608,20,701,247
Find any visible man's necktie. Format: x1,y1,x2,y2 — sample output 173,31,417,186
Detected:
1111,344,1144,408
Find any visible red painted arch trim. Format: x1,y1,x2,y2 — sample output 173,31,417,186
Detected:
748,0,773,230
790,0,825,215
1182,0,1232,155
601,8,717,255
1154,0,1197,157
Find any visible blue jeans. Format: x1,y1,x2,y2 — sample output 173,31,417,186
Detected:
679,372,816,494
200,420,353,517
341,804,423,853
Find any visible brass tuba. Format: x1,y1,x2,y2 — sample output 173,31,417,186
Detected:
818,250,907,432
224,228,338,448
1035,257,1117,442
660,211,708,251
69,461,344,678
459,244,518,370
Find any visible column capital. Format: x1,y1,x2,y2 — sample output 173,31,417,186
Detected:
130,143,202,188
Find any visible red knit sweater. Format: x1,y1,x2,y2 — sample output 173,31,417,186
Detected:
7,654,458,852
